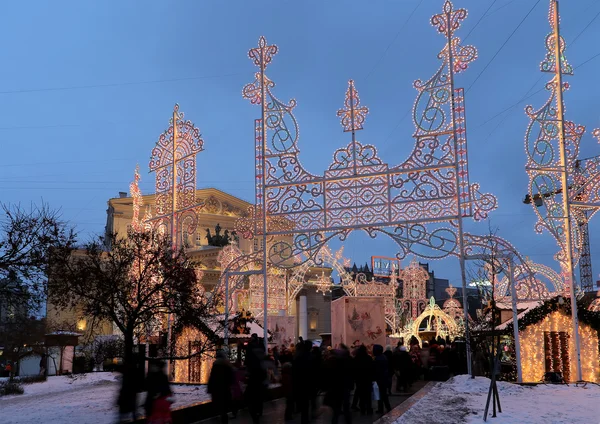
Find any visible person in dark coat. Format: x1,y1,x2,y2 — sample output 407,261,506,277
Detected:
208,350,234,423
383,346,394,395
144,360,172,423
118,362,141,422
373,345,391,414
323,345,353,424
353,345,374,415
309,343,323,419
292,341,312,424
393,341,414,393
281,358,294,420
245,335,267,424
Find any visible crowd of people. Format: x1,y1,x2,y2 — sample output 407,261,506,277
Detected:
206,334,466,424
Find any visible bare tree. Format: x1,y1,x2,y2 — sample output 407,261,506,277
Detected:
0,315,45,380
48,229,220,377
466,225,506,420
0,203,76,312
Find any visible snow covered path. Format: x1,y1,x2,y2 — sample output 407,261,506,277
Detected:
1,372,209,424
393,375,600,424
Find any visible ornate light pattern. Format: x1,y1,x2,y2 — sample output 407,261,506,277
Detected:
233,1,498,273
589,291,600,312
496,260,564,302
442,285,463,320
348,272,399,331
396,297,459,345
130,165,143,232
148,104,206,248
249,272,287,318
523,1,596,381
524,1,600,281
288,246,353,309
398,258,430,319
337,80,368,132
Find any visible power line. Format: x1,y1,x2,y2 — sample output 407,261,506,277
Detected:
570,8,600,46
477,49,600,138
363,0,424,81
463,0,499,42
575,51,600,70
0,72,245,95
466,0,542,94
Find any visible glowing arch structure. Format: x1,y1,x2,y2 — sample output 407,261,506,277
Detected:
399,297,459,345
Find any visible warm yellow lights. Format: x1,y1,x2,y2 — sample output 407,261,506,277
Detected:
77,319,86,331
519,311,599,383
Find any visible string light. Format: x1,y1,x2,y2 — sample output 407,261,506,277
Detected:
398,257,430,319
230,0,501,281
395,296,459,345
442,284,463,320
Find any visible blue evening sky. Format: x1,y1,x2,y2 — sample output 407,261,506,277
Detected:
0,0,599,287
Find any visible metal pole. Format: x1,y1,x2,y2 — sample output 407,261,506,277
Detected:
260,47,269,351
224,272,230,349
349,81,357,176
552,0,582,381
166,106,178,379
508,257,523,383
446,8,472,377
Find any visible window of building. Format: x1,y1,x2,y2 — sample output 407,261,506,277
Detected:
308,308,319,332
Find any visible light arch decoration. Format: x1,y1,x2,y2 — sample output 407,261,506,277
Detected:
218,0,555,352
400,297,459,345
398,257,430,319
287,246,353,311
496,260,564,301
233,0,498,273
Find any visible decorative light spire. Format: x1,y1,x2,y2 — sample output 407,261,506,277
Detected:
540,1,573,75
129,164,143,232
431,1,467,38
337,80,368,132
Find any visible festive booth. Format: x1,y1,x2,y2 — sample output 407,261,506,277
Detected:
503,297,600,383
331,296,386,349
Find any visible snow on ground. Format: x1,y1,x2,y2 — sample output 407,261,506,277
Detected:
0,372,210,424
394,375,600,424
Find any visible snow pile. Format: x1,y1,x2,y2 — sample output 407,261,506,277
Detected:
1,372,120,399
447,375,525,395
1,372,210,424
394,375,600,424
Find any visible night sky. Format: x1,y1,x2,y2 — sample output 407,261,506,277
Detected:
1,0,599,287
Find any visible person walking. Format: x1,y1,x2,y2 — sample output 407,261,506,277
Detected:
353,345,374,415
393,341,413,393
208,351,234,423
383,346,394,396
230,360,245,419
118,362,140,423
292,341,312,424
323,345,353,424
245,335,267,424
144,360,173,424
373,345,391,414
281,356,294,421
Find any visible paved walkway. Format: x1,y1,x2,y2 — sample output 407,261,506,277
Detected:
195,381,428,424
